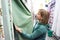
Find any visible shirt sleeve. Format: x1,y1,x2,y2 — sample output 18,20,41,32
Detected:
19,26,47,40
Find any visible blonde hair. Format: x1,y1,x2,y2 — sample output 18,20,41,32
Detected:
38,9,50,24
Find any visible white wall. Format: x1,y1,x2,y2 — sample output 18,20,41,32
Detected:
55,0,60,36
32,0,46,14
52,0,60,36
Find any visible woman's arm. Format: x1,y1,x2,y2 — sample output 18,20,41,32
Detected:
15,25,47,40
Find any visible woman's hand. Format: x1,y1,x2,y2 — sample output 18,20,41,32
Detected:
15,25,22,33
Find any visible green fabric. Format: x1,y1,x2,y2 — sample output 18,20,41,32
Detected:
19,22,48,40
12,0,33,40
48,30,53,37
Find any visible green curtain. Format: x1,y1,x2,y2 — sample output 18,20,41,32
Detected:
12,0,33,40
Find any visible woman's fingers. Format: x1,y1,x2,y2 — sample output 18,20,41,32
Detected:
15,25,22,33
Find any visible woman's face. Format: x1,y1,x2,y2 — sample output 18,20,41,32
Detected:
36,13,42,20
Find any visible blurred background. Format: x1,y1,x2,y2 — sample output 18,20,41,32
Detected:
0,0,60,40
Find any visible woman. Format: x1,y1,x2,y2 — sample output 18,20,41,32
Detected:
15,9,50,40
